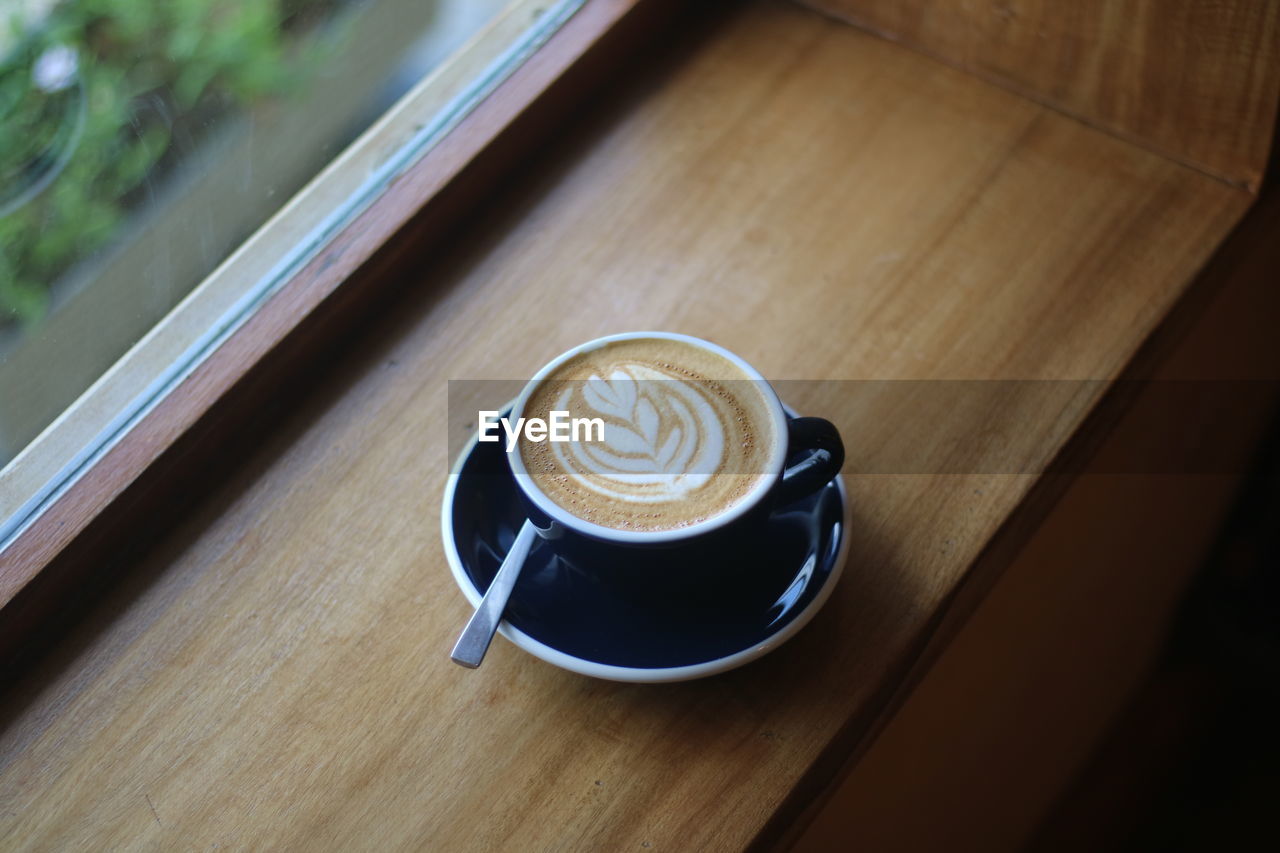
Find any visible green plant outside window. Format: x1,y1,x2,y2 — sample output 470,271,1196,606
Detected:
1,0,338,328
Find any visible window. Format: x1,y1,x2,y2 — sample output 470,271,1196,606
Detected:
0,0,585,551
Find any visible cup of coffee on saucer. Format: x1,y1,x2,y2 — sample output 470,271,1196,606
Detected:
447,332,848,682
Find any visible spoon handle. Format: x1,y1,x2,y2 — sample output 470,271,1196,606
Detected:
450,519,538,668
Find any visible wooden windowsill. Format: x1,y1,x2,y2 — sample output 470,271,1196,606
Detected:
0,1,1273,849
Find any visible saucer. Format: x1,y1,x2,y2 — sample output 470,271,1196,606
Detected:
441,411,851,683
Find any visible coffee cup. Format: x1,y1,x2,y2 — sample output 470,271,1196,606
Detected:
451,331,844,667
505,331,844,549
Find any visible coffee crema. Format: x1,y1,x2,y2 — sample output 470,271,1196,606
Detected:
518,337,779,532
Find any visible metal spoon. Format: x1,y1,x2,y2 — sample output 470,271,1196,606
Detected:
450,519,538,668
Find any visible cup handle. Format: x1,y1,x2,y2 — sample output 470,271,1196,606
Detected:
775,417,845,506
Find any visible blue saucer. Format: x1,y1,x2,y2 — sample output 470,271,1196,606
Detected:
442,414,851,682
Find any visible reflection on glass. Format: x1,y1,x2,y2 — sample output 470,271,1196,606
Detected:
0,0,512,465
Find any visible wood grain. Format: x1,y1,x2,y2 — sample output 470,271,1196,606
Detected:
788,186,1280,853
0,2,1254,850
796,0,1280,190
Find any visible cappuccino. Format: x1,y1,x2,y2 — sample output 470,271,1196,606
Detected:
517,337,780,532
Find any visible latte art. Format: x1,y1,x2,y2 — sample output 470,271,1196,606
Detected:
552,363,726,501
518,338,780,532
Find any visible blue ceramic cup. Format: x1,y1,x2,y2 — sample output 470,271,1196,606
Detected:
504,332,844,556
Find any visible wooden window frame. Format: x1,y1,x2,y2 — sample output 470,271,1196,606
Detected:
0,0,681,653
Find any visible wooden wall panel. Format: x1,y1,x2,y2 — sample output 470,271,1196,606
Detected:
796,0,1280,190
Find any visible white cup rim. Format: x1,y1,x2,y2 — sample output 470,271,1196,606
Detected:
506,331,790,545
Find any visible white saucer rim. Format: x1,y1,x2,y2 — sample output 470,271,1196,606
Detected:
440,403,852,683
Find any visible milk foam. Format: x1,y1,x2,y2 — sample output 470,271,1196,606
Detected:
519,338,778,532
